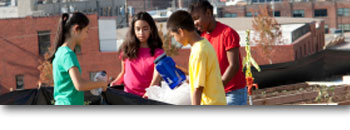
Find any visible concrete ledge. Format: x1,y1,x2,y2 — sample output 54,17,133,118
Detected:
252,84,350,105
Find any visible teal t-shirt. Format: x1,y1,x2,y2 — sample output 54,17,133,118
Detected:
53,46,84,105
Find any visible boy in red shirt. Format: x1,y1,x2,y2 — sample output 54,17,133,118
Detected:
188,0,247,105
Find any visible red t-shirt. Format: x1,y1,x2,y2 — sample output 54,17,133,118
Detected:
201,22,246,93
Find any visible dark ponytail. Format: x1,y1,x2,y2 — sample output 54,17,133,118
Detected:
47,12,89,63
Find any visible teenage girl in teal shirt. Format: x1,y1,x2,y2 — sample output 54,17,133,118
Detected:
48,12,108,105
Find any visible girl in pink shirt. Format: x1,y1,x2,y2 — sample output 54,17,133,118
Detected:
110,12,164,97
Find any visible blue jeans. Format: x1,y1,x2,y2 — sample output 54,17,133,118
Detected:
226,87,248,105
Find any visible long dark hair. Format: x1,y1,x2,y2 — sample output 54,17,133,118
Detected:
48,12,90,63
120,12,163,59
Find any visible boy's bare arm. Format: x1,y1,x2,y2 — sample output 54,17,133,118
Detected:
192,86,204,105
222,48,240,86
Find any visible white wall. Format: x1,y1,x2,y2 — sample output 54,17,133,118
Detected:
17,0,35,17
237,24,306,46
98,19,118,52
0,6,19,19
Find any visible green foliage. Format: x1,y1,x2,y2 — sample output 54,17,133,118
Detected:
314,85,335,103
84,101,92,105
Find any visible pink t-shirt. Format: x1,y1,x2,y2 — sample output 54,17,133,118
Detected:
121,48,164,97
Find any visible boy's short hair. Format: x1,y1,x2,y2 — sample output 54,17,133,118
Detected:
167,10,195,33
188,0,213,15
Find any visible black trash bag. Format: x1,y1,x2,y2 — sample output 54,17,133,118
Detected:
0,87,54,105
253,49,350,88
34,87,54,105
0,89,37,105
0,86,169,105
103,87,169,105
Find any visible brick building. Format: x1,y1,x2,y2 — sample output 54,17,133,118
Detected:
171,17,325,66
220,0,350,33
127,0,173,13
127,0,193,14
115,16,325,69
0,10,325,95
0,14,122,95
219,17,325,65
209,17,324,65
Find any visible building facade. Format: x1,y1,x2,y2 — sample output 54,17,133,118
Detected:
239,20,325,65
220,0,350,33
0,0,128,27
171,17,325,68
0,14,122,95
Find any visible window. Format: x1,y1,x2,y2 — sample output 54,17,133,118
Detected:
293,10,304,17
345,24,350,31
160,12,167,17
224,13,237,18
314,9,327,17
325,24,329,33
252,0,281,3
16,75,24,90
337,8,349,16
274,11,280,17
246,12,253,17
38,31,51,55
338,24,350,32
246,12,258,17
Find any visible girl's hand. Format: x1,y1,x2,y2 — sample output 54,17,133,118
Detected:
109,80,116,87
142,93,148,99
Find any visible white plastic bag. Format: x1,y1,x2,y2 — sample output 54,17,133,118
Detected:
146,81,191,105
90,71,107,96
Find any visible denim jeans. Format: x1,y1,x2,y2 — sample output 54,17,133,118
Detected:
226,87,248,105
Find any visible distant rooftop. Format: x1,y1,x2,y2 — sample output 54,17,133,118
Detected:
116,17,324,46
216,17,323,31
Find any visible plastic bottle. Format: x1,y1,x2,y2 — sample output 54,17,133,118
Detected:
154,53,186,89
90,71,107,96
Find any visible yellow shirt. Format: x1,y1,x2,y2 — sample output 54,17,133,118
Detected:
189,39,227,105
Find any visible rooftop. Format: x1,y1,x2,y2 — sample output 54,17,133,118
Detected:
115,17,324,47
216,17,323,31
